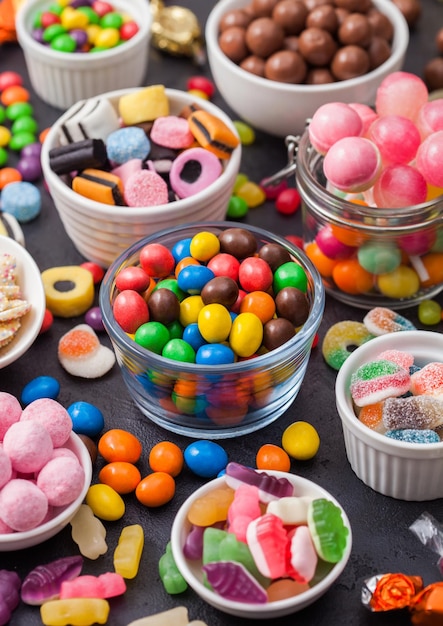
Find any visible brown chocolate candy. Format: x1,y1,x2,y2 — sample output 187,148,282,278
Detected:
305,67,335,83
298,27,337,66
275,287,310,326
338,13,372,47
283,36,300,52
424,57,443,92
240,54,266,76
251,0,280,18
245,17,285,57
264,49,307,83
272,0,309,36
258,243,292,271
331,44,370,80
218,26,249,63
201,276,239,308
367,36,391,70
263,317,296,350
334,0,372,12
219,9,253,32
218,228,258,259
391,0,422,28
306,5,338,34
367,9,394,40
147,288,180,324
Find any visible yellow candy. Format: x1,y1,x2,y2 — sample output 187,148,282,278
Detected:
86,24,101,45
94,27,120,49
190,231,220,261
0,126,11,147
60,7,89,30
235,180,266,208
114,524,145,579
40,598,109,626
198,303,232,343
118,85,169,126
377,265,420,299
41,266,94,318
179,295,204,327
187,485,234,526
85,484,125,521
282,421,320,461
187,88,209,100
229,312,263,358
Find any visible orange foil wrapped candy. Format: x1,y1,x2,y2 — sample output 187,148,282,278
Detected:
410,582,443,626
370,573,424,612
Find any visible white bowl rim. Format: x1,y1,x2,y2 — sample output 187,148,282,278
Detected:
41,88,242,219
0,236,46,369
170,469,352,617
0,432,92,550
15,0,152,65
205,0,409,95
336,330,443,453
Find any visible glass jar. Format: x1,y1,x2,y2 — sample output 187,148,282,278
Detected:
296,131,443,309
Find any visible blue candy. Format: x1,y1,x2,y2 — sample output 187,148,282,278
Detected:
171,238,192,262
196,343,235,365
67,401,105,437
1,181,41,223
106,127,151,164
386,428,440,444
182,323,206,351
177,265,215,295
184,440,228,478
21,375,60,405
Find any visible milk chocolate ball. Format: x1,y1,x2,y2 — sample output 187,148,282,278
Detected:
305,67,335,83
298,27,337,66
367,36,391,70
338,13,372,47
334,0,371,12
275,287,310,326
391,0,422,27
331,44,370,80
424,57,443,92
219,26,249,63
306,5,338,34
252,0,280,17
272,0,309,35
265,49,307,82
240,54,266,76
246,17,286,57
283,36,300,52
219,9,253,31
437,28,443,54
367,9,394,40
304,0,332,11
258,243,292,271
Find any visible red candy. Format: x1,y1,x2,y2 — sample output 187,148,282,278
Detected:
0,71,23,92
92,1,113,17
119,21,139,40
238,257,273,292
80,262,105,285
112,290,149,334
186,76,216,98
275,188,301,215
115,266,150,292
207,253,240,282
140,243,175,278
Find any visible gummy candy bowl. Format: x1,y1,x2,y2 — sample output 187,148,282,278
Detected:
205,0,409,137
41,88,242,269
296,130,443,309
99,222,325,439
15,0,152,110
335,330,443,501
170,469,352,619
0,432,92,551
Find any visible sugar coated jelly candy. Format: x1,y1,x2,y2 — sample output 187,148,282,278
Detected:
203,561,268,604
385,429,441,443
113,524,144,579
350,360,411,407
40,598,110,626
410,362,443,397
70,504,108,560
21,556,83,606
225,462,294,503
382,396,443,431
307,498,349,563
158,542,187,595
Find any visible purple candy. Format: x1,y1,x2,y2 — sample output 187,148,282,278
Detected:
21,556,83,606
70,0,93,6
225,462,294,503
21,143,42,159
70,29,88,49
183,524,205,560
85,306,104,332
0,570,21,626
17,156,42,182
31,27,45,44
203,561,267,604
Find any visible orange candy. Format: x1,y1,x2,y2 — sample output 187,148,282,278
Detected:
98,429,142,464
148,441,184,477
332,258,374,294
135,472,176,507
305,241,338,278
239,290,276,323
330,223,369,247
358,402,385,433
175,256,200,277
256,443,291,472
0,167,21,190
39,127,51,143
0,85,30,106
98,461,141,494
420,253,443,287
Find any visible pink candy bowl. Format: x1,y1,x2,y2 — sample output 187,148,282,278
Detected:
335,330,443,501
0,432,92,551
170,470,352,619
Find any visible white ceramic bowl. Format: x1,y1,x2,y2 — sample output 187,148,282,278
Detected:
0,432,92,551
336,330,443,501
15,0,152,110
170,470,352,619
0,236,45,369
41,88,242,268
206,0,409,137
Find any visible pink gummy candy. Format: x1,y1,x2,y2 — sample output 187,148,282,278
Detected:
20,398,72,448
375,71,429,121
0,392,21,442
415,131,443,189
203,561,267,604
376,349,414,371
323,136,381,193
287,525,318,584
410,362,443,398
246,513,287,579
308,102,363,154
227,484,261,543
59,572,126,599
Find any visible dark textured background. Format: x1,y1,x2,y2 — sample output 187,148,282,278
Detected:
1,1,443,624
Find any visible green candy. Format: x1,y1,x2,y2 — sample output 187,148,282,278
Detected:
134,321,170,354
11,116,38,135
227,195,249,219
166,320,184,340
158,542,187,595
0,106,5,124
307,498,349,564
77,6,100,24
273,261,308,294
42,23,67,43
152,278,186,301
100,12,123,29
51,33,77,53
9,132,36,151
162,338,195,363
0,147,8,167
6,102,33,121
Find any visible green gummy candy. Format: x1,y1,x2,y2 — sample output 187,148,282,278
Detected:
219,531,270,588
308,498,349,564
158,542,187,595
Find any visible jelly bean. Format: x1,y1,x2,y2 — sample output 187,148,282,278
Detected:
1,85,30,106
148,441,184,477
5,101,33,121
80,261,105,284
0,71,23,92
226,194,249,219
21,375,60,405
233,120,255,145
98,428,142,463
0,167,21,189
114,524,145,579
184,440,228,478
67,401,105,437
85,484,125,521
159,542,188,594
40,598,110,626
135,472,175,507
0,107,5,124
377,265,420,299
120,21,139,40
0,147,7,167
233,172,249,193
99,461,141,494
256,443,291,472
282,421,320,461
186,76,215,98
9,131,37,151
187,88,209,100
0,125,11,146
70,504,108,559
275,187,301,215
235,180,266,207
418,299,442,325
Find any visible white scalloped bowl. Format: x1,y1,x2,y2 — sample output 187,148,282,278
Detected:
170,470,352,619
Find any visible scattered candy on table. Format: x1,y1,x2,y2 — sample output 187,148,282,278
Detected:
69,504,108,560
57,324,115,379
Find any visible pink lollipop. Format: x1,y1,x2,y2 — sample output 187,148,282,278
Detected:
375,71,429,120
373,164,428,208
368,115,421,165
308,102,362,155
415,131,443,188
348,102,378,136
415,99,443,139
323,136,381,193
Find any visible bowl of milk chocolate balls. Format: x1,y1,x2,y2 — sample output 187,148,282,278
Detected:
205,0,409,137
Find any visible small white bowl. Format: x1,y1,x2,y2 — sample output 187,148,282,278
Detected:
0,432,92,551
205,0,409,137
15,0,152,110
336,330,443,501
41,88,242,268
0,236,45,369
170,470,352,619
